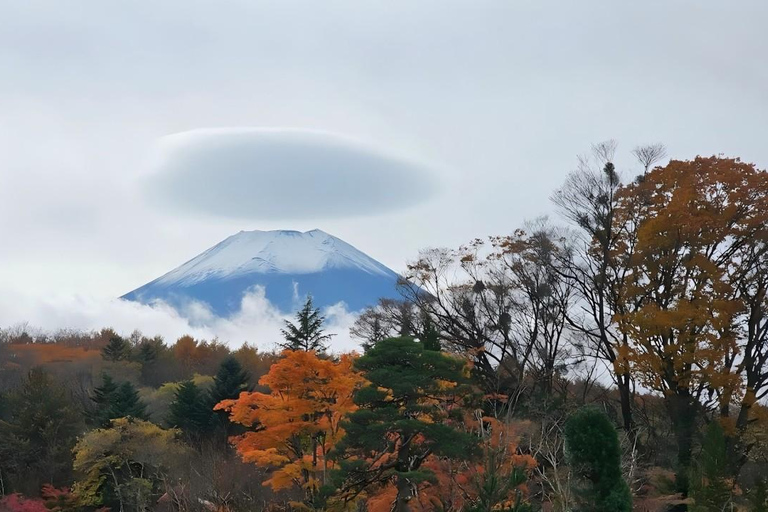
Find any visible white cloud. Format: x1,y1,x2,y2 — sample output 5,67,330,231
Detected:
0,286,361,354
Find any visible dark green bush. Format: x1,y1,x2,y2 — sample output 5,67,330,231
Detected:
564,407,632,512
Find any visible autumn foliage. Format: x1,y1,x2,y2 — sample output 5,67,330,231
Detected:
215,350,365,507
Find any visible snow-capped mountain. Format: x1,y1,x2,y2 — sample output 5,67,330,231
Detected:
121,229,402,315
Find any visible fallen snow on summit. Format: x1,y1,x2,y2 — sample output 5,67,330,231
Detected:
155,229,395,287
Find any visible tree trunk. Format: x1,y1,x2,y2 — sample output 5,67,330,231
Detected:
668,393,697,512
617,373,634,433
392,475,414,512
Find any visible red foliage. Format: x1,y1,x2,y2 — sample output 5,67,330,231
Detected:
0,494,47,512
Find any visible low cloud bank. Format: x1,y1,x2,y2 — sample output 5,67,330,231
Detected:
0,286,360,353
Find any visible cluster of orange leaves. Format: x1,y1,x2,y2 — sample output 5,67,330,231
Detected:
366,414,536,512
215,350,366,493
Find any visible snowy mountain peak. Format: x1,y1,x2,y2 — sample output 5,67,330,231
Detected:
122,229,402,315
155,229,394,287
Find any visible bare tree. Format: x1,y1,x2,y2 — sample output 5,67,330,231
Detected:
400,222,575,407
550,141,645,432
631,143,667,174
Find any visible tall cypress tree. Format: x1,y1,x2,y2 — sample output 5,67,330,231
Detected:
280,296,334,352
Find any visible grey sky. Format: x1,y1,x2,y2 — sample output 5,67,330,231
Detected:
1,1,767,329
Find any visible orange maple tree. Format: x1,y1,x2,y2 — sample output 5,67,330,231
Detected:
214,350,366,507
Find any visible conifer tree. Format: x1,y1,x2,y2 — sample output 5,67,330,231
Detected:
209,357,250,405
280,295,334,352
101,335,131,362
689,421,732,511
209,357,251,434
168,380,213,440
335,337,479,511
0,368,81,493
564,407,632,512
90,375,148,427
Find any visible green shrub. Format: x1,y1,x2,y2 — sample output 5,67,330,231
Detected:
564,407,632,512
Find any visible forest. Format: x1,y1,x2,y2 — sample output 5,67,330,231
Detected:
2,145,768,512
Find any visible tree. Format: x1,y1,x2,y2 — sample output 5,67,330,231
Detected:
334,337,479,512
215,350,365,509
464,416,537,512
280,296,334,352
564,407,632,512
72,417,188,512
90,375,148,427
551,141,666,432
136,336,166,386
102,335,131,362
400,222,574,408
0,368,82,494
209,357,250,434
611,156,768,499
689,421,732,511
167,380,214,441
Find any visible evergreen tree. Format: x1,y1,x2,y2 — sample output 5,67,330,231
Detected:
564,407,632,512
209,357,251,435
89,373,118,425
90,375,148,427
136,337,165,386
689,421,732,511
420,313,441,351
280,295,334,352
137,339,159,364
334,337,479,510
209,357,251,406
0,368,81,494
101,334,131,362
168,380,213,440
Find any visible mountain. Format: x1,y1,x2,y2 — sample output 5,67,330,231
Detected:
121,229,402,316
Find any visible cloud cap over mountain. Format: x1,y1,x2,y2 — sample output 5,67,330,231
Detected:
145,128,439,220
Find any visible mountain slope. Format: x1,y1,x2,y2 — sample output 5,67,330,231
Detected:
121,229,402,315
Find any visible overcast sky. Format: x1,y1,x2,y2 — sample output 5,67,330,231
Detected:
1,0,767,344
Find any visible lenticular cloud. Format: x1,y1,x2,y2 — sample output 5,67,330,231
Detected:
144,128,438,220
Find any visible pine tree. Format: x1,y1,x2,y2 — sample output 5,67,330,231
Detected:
112,381,149,420
209,357,251,434
564,407,632,512
280,295,334,352
137,339,159,364
168,380,213,440
690,421,732,511
0,368,81,493
335,337,479,510
210,357,250,405
420,313,441,351
90,374,148,427
101,335,130,362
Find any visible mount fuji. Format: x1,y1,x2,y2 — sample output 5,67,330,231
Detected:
121,229,402,316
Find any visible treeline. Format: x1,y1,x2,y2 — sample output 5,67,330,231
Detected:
2,146,768,511
351,146,768,511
